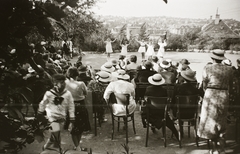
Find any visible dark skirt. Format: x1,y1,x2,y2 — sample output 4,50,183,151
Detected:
65,100,91,135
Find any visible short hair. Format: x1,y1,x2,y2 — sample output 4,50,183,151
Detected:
52,74,66,82
66,67,79,78
130,55,137,63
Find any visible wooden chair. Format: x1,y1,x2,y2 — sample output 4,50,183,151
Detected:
107,93,136,144
175,95,200,148
162,84,175,103
92,90,106,136
135,83,151,109
145,96,170,147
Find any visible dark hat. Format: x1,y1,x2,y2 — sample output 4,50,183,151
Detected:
78,65,87,73
119,55,125,60
52,74,66,81
144,61,153,69
152,56,158,62
180,59,190,65
210,49,226,60
180,69,197,82
111,59,118,66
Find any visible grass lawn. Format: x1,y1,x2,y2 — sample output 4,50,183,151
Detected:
73,51,240,82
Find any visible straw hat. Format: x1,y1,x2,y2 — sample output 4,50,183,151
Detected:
28,67,35,73
96,71,112,83
210,49,226,60
222,59,232,66
148,74,165,85
160,60,171,69
101,62,115,73
180,69,197,82
116,70,130,80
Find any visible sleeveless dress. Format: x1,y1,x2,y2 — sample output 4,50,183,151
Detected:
121,44,128,56
146,44,155,56
157,41,167,57
138,42,146,53
105,41,113,53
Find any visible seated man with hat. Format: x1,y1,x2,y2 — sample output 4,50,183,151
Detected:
104,70,136,117
142,74,179,139
159,60,177,84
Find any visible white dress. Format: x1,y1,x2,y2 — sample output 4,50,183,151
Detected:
138,42,146,53
105,41,113,53
121,44,129,56
146,44,155,56
157,41,167,57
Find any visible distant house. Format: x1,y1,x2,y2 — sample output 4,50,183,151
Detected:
201,11,240,39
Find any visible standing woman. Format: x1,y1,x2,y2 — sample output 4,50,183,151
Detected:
120,40,130,57
65,67,91,151
197,50,234,154
145,39,155,60
136,39,146,61
157,33,167,61
104,38,116,61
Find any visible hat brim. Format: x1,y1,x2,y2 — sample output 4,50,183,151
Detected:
180,72,197,82
160,63,171,69
117,74,130,80
148,76,165,85
101,65,115,73
210,53,226,60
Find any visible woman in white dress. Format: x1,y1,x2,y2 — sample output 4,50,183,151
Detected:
136,39,146,61
120,40,130,56
146,40,155,60
157,38,167,60
104,38,116,60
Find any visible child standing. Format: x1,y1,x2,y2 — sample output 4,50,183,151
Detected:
146,40,155,60
120,40,130,56
104,38,116,61
136,39,146,61
38,74,75,152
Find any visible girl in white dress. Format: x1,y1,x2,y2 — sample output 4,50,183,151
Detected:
157,38,167,61
136,39,146,61
146,40,155,60
104,38,116,60
120,40,130,56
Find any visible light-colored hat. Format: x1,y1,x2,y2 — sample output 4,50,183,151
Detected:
28,67,35,73
180,69,197,82
116,70,130,80
101,62,115,73
40,41,47,45
210,49,226,60
148,74,165,85
222,59,232,66
96,71,112,83
165,59,172,64
160,60,171,69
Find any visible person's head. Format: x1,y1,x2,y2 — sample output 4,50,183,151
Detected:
160,60,171,70
119,55,125,60
107,38,111,41
237,58,240,68
66,67,79,79
130,55,137,63
148,74,165,86
95,71,112,84
179,59,190,65
152,56,158,63
52,74,66,93
171,61,179,69
116,70,130,81
210,49,226,63
111,59,118,67
78,65,88,74
144,61,153,70
180,69,197,83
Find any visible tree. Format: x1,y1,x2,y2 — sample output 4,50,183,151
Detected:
138,22,149,41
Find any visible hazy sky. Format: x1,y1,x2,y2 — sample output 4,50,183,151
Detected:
92,0,240,21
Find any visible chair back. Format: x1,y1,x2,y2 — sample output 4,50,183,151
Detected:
147,96,169,109
175,95,199,119
162,84,175,102
135,82,151,101
108,93,130,115
126,69,138,81
92,90,105,112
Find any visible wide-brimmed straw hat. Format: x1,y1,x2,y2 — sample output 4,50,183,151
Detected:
96,71,112,83
160,60,171,69
101,62,115,73
148,74,165,85
116,70,130,80
180,69,197,82
210,49,226,60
